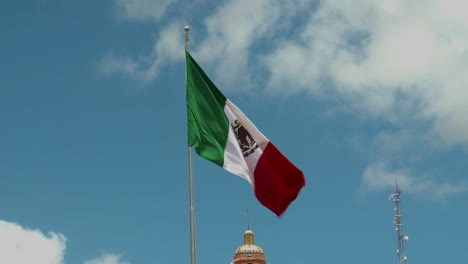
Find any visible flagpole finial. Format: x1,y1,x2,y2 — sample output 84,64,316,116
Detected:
185,25,190,52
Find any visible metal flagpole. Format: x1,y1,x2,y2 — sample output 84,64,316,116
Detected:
185,25,197,264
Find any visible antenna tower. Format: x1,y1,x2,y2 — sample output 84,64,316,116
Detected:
389,167,409,264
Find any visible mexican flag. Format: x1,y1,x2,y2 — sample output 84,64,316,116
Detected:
186,51,305,216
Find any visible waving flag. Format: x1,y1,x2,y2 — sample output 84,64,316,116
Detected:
186,51,305,216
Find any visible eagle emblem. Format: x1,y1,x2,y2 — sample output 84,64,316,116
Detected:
231,119,259,157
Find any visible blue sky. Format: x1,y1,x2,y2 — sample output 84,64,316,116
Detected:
1,0,468,263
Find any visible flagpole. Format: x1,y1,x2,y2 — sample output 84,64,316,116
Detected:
185,25,197,264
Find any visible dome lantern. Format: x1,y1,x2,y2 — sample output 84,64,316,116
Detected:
244,230,254,245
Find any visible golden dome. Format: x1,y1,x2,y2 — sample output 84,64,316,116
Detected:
235,244,264,254
234,230,265,255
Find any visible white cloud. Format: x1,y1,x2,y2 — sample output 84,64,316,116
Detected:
193,0,280,87
360,161,468,200
114,0,176,21
106,0,316,86
84,254,131,264
0,220,130,264
193,0,314,89
263,0,468,146
0,220,66,264
99,22,184,81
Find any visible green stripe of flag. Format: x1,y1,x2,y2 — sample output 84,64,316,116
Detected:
186,51,228,167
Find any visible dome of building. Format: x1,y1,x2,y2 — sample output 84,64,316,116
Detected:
233,229,266,264
235,244,264,254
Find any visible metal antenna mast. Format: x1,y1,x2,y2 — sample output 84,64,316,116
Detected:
389,165,409,264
